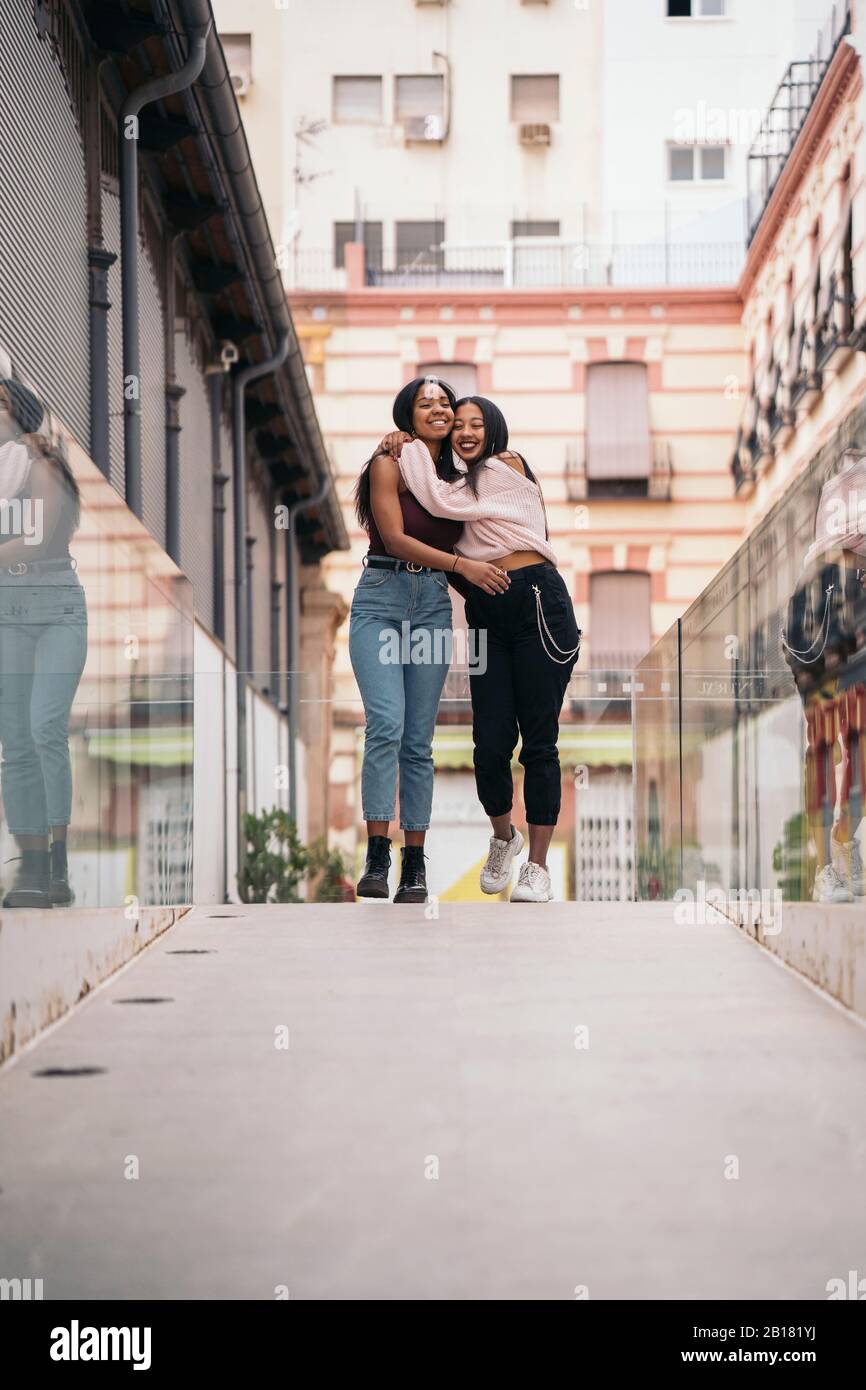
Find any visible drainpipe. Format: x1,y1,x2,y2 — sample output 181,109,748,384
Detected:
120,25,210,520
207,370,229,643
245,533,256,683
284,474,334,827
270,513,282,706
232,332,289,887
164,231,185,563
88,246,117,480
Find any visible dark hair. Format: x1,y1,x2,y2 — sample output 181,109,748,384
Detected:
354,375,460,534
0,377,44,435
455,395,548,538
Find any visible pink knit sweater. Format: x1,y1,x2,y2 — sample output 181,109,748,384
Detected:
397,439,557,565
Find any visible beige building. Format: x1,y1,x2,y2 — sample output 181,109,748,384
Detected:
290,268,748,895
731,20,864,522
208,0,854,896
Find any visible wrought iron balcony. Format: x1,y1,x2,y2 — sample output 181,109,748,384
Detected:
746,1,852,243
566,440,673,502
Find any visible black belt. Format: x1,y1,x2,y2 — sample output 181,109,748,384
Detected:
1,557,76,576
364,555,446,576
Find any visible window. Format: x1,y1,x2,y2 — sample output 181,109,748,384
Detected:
332,76,382,124
396,221,445,270
510,75,560,123
511,220,561,237
586,363,651,493
667,0,725,14
222,34,252,97
334,221,383,270
395,74,445,123
668,144,726,182
418,362,478,398
589,573,652,672
700,146,726,180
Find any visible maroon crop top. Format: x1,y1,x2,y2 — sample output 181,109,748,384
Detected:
367,487,463,558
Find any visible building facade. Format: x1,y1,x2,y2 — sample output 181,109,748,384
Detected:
204,0,854,898
0,0,348,914
634,1,866,911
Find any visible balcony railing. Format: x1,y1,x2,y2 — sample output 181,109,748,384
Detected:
746,1,851,242
284,241,744,292
566,440,673,501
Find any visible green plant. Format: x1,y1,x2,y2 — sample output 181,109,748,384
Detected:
309,838,353,903
237,808,311,903
773,810,812,902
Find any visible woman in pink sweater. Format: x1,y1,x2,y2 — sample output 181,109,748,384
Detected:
379,393,580,903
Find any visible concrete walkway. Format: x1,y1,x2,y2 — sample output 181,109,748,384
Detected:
1,901,865,1300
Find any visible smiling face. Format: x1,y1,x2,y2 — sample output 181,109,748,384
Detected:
412,380,454,443
452,400,486,464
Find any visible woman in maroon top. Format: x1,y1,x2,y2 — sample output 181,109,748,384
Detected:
350,376,510,903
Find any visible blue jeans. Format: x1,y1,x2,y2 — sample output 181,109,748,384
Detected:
0,574,87,834
349,563,452,830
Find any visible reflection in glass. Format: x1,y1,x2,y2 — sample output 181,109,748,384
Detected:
635,412,866,909
0,378,193,911
0,379,86,907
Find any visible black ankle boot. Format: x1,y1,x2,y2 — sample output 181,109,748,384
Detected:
49,841,74,906
357,835,391,898
3,850,52,909
393,845,428,904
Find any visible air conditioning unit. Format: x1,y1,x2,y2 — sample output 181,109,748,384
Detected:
415,0,448,6
519,123,551,146
403,114,445,142
230,70,250,98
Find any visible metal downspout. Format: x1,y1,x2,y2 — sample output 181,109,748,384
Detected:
120,25,210,519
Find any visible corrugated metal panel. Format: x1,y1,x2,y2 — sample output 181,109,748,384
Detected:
176,329,215,631
0,5,89,444
102,187,125,497
139,240,166,546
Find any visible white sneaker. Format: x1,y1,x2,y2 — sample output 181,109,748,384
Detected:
510,861,553,903
831,839,866,896
813,864,854,904
480,826,524,894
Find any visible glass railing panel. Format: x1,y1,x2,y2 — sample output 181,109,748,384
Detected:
0,418,193,911
634,620,680,899
634,397,866,908
678,546,751,898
